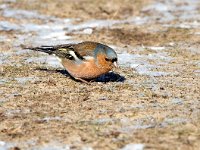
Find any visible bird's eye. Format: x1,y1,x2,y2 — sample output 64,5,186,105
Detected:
105,58,117,62
105,58,109,61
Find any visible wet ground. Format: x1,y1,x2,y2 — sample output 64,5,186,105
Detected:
0,0,200,149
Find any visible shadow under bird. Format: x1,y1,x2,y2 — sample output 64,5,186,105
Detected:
27,41,118,82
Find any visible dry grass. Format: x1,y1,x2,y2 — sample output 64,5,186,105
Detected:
12,0,150,20
0,0,200,149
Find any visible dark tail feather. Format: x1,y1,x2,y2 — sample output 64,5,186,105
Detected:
24,46,56,55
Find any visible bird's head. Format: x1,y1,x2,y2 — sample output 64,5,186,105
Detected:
95,43,118,69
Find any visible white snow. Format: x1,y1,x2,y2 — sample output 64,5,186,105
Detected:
118,52,171,76
121,144,144,150
25,55,64,68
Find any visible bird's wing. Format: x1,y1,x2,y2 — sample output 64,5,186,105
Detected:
27,44,75,60
27,41,98,60
72,41,98,57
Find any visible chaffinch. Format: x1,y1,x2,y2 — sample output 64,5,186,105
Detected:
28,41,118,82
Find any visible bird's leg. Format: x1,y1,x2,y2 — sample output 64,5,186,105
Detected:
89,79,96,82
75,77,90,83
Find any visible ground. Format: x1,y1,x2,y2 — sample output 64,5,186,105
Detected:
0,0,200,150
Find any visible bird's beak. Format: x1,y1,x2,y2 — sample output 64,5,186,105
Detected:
113,61,118,68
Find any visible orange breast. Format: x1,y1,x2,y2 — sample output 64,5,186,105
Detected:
61,59,112,79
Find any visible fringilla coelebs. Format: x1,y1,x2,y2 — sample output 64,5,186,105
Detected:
28,41,118,82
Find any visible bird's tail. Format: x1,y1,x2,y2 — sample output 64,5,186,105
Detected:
24,46,56,55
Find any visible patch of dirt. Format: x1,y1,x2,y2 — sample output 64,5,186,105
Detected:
10,0,150,20
0,0,200,149
73,27,194,46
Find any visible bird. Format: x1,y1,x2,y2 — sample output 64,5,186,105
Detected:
27,41,118,82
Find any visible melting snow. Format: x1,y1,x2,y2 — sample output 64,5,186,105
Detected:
25,55,64,68
15,77,39,84
0,21,20,31
118,52,171,77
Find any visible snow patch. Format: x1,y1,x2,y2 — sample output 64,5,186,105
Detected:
118,52,171,77
25,55,64,68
